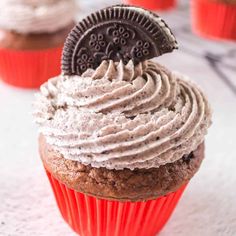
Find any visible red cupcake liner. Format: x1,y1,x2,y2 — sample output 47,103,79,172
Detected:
46,169,187,236
192,0,236,40
0,47,62,88
124,0,176,11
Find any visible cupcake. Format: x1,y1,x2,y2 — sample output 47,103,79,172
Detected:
192,0,236,40
0,0,76,88
125,0,176,11
33,5,212,236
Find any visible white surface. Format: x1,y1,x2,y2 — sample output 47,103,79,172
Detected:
0,0,236,235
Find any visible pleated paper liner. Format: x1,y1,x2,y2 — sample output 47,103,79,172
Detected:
192,0,236,41
0,46,62,88
46,169,187,236
124,0,176,11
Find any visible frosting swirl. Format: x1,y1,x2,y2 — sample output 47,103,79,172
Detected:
34,60,212,170
0,0,76,34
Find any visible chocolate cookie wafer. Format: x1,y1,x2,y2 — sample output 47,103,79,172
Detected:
62,4,178,75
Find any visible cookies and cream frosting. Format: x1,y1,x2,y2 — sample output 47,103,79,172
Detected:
0,0,76,34
34,60,212,170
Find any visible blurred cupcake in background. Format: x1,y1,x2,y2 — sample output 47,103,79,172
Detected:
124,0,177,11
0,0,76,88
192,0,236,41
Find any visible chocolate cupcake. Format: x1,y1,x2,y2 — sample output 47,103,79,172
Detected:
192,0,236,40
0,0,76,88
33,5,212,236
125,0,177,11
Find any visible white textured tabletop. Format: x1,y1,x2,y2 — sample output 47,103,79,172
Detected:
0,0,236,235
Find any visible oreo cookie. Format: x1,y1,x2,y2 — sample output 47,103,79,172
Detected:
62,5,178,75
